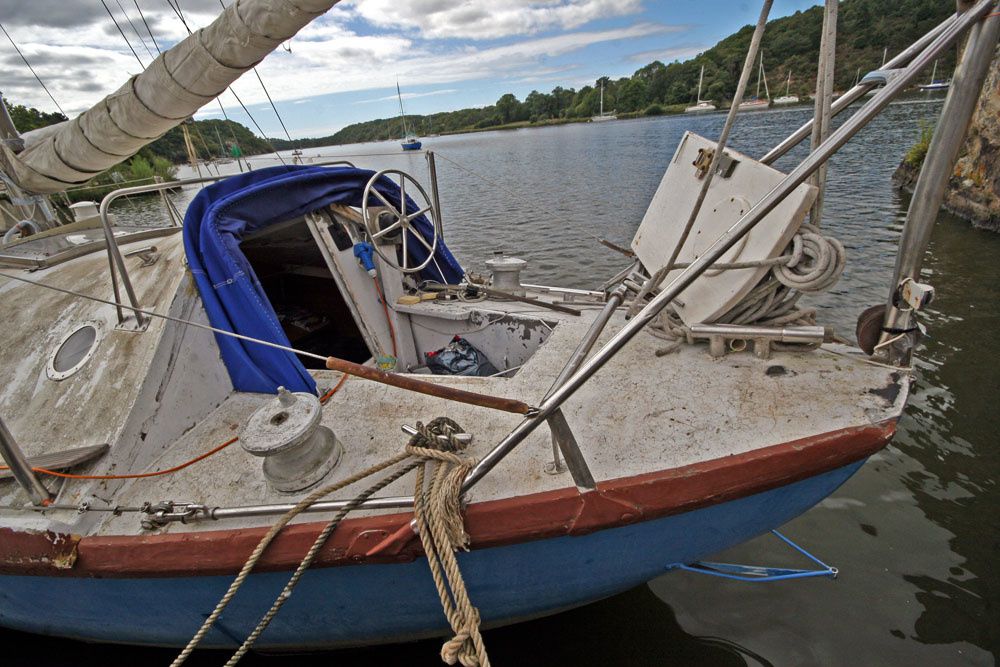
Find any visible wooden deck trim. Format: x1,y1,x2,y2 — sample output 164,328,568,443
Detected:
0,421,895,577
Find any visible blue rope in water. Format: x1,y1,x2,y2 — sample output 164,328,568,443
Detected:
669,530,838,583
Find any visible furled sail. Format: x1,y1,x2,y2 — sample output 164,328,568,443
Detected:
0,0,340,194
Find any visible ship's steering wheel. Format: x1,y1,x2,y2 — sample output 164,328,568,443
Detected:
361,169,441,274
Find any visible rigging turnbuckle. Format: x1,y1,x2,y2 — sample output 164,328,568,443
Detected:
140,500,215,530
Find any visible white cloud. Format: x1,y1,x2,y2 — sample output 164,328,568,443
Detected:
348,0,645,40
354,88,459,104
628,44,708,63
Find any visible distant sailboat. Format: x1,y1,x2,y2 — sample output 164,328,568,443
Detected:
738,51,770,111
918,59,951,91
591,81,617,122
772,71,800,105
685,65,717,113
396,82,422,151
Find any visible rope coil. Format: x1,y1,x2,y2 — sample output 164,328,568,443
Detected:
645,223,845,354
171,416,489,667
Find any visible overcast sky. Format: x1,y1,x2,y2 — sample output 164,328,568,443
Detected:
1,0,819,138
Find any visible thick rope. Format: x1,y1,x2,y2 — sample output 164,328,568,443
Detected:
171,417,488,667
171,451,415,667
642,223,845,354
408,418,490,667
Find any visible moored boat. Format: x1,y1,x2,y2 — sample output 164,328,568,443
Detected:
0,1,997,662
685,65,718,113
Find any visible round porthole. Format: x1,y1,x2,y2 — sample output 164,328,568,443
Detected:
47,323,102,381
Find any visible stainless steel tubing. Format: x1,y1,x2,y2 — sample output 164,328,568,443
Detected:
462,0,994,492
542,284,626,480
426,151,444,231
209,494,414,519
880,4,1000,364
546,285,627,397
760,13,958,165
688,323,827,344
0,415,51,506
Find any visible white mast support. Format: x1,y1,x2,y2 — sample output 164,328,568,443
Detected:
809,0,838,227
0,0,343,195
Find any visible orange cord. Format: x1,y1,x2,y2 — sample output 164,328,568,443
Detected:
371,276,399,357
1,373,350,480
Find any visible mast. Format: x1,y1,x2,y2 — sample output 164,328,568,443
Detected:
756,53,763,97
214,125,225,158
930,59,938,84
697,65,705,103
759,51,770,100
396,81,410,138
882,46,889,67
599,81,604,115
785,71,791,96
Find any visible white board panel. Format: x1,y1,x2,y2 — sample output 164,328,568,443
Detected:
631,132,817,325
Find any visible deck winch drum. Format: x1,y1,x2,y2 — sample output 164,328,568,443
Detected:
239,387,343,493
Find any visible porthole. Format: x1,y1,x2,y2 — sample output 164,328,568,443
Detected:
47,323,103,381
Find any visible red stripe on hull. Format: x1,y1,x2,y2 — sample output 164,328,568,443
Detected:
0,421,894,577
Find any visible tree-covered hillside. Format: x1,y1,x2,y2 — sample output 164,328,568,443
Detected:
5,0,956,159
271,0,955,149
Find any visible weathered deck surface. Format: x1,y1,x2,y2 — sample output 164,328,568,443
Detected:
0,228,907,539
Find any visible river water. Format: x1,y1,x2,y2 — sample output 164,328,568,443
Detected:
7,99,998,665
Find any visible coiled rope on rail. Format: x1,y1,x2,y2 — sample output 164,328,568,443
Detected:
645,223,845,354
171,417,488,667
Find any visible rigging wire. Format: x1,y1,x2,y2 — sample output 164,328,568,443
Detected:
0,269,327,363
100,0,146,69
165,0,287,165
138,0,241,168
115,0,156,62
0,22,66,116
218,0,295,143
133,0,161,54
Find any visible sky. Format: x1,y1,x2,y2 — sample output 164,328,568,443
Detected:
1,0,821,139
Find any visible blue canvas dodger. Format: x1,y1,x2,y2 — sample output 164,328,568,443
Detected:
183,164,464,394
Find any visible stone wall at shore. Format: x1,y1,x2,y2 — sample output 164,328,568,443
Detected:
895,47,1000,232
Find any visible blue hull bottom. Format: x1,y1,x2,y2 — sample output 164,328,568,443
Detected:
0,461,863,649
401,141,422,151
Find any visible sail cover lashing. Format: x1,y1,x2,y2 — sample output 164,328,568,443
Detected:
0,0,342,194
183,165,464,394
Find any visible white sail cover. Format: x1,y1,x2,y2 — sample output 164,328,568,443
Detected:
0,0,340,194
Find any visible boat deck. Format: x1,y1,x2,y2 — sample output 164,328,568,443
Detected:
95,299,906,536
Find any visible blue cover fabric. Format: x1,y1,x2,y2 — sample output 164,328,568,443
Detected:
182,165,464,395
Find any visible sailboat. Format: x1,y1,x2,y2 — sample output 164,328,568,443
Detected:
772,71,800,105
685,65,717,113
396,82,422,150
0,0,996,659
590,81,617,122
738,51,770,111
918,59,951,91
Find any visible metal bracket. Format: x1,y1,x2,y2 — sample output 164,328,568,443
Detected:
140,500,214,530
668,530,838,582
545,409,595,491
124,245,160,266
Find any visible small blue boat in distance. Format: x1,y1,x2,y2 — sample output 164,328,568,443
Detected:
396,81,422,151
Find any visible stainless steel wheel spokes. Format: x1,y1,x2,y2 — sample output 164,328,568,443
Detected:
361,169,441,273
